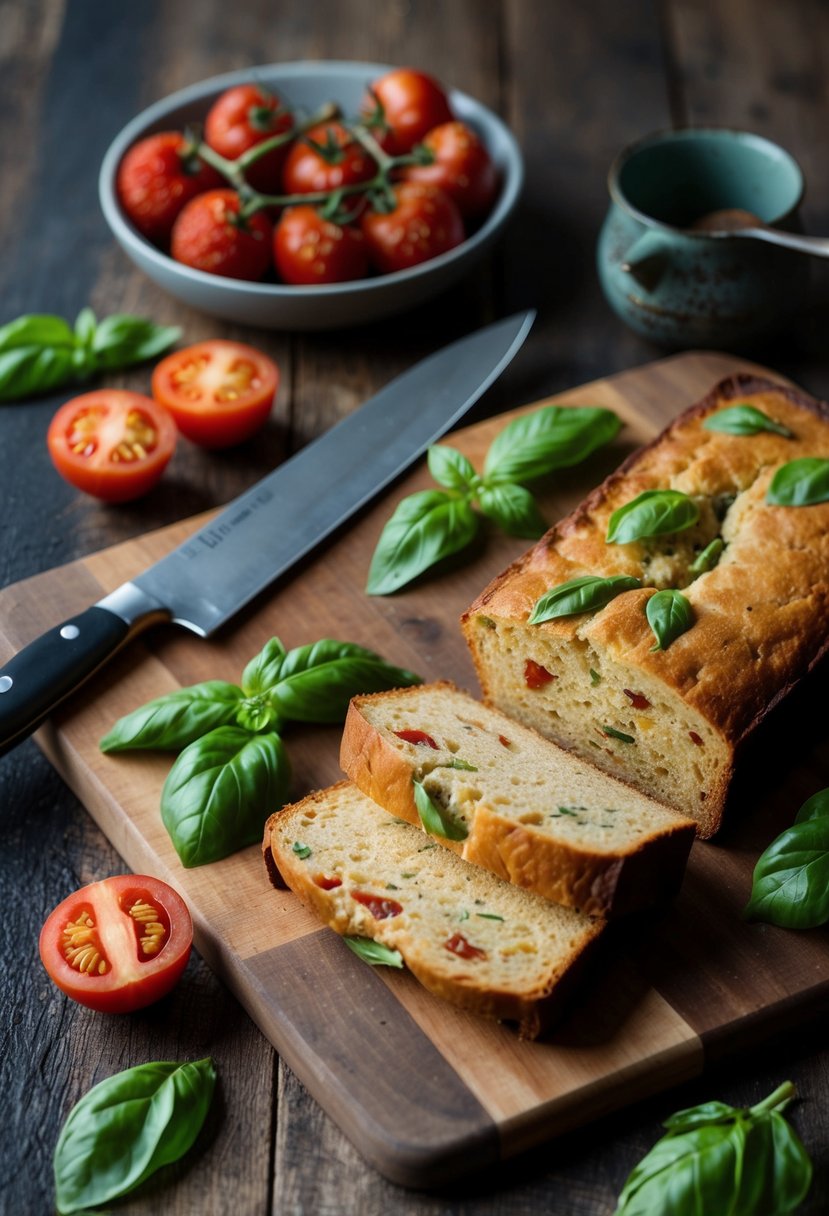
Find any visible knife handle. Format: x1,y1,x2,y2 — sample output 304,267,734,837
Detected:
0,607,131,756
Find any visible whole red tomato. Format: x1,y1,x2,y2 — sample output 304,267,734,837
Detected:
282,122,376,195
403,121,499,219
360,182,465,274
171,189,273,280
363,68,453,153
274,206,368,284
204,83,294,192
116,132,220,243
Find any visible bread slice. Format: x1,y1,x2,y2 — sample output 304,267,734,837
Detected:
263,781,603,1039
339,682,695,918
462,375,829,836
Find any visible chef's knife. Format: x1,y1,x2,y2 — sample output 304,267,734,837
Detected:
0,310,534,755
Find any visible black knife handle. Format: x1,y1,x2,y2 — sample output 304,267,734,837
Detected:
0,607,130,756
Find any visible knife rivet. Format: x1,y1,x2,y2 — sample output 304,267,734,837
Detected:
60,624,80,640
0,675,12,693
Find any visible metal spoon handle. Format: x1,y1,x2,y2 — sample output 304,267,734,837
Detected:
734,228,829,257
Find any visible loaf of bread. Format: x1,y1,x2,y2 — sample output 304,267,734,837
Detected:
462,374,829,836
340,681,695,917
263,781,603,1038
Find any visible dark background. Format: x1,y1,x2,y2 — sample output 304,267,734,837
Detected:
2,1,829,1212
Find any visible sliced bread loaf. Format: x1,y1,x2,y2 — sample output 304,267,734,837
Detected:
263,781,603,1039
339,682,695,918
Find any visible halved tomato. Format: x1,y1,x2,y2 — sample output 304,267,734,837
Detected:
47,390,177,502
39,874,193,1014
151,339,279,448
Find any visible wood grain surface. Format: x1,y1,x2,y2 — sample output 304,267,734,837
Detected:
3,1,829,1212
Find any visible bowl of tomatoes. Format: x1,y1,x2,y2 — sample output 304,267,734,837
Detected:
99,61,523,330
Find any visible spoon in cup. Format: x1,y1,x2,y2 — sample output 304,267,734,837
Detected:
689,209,829,256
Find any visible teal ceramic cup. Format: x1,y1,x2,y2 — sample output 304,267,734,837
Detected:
597,129,808,348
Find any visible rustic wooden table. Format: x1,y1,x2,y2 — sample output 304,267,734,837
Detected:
3,1,829,1212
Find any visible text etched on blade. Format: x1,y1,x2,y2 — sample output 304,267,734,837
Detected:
180,489,275,560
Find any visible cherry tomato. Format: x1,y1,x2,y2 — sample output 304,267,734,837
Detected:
274,206,368,285
204,83,294,192
403,121,499,219
39,874,193,1014
116,131,220,244
360,182,465,274
152,339,278,447
171,189,273,281
47,390,177,502
282,122,376,195
363,68,453,153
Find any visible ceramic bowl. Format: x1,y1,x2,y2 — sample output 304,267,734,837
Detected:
98,61,523,330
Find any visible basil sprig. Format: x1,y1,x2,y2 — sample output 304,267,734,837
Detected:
344,937,404,968
745,787,829,928
102,635,421,867
606,489,700,544
766,458,829,506
367,403,620,595
646,589,694,651
413,779,469,841
529,573,641,624
614,1081,811,1216
703,403,793,438
0,308,180,402
54,1058,216,1215
689,537,724,577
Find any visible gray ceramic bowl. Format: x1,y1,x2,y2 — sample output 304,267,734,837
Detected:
99,61,523,330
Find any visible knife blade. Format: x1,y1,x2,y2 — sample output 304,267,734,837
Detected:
0,310,534,755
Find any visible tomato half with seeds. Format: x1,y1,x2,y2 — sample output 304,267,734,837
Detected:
152,339,278,448
47,390,177,502
39,875,193,1014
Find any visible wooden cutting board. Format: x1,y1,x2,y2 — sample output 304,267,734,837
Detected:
3,350,829,1188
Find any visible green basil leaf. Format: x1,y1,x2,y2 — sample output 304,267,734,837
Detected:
267,639,421,723
442,757,478,772
795,787,829,825
646,589,694,651
744,814,829,928
73,307,97,348
663,1100,740,1132
607,489,700,544
366,489,479,595
0,345,81,401
413,779,468,841
241,636,287,696
343,937,404,968
477,483,547,538
529,574,641,624
161,727,291,867
54,1057,216,1215
427,444,477,491
484,405,621,484
703,404,793,438
763,1110,813,1213
91,315,181,368
689,537,724,576
0,313,76,351
99,681,244,752
235,695,281,733
602,725,635,744
766,458,829,506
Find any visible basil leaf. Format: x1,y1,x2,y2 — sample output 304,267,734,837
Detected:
484,405,621,484
607,489,700,544
442,757,478,771
615,1083,811,1216
267,639,421,723
0,345,80,401
703,404,793,438
529,574,641,624
795,787,829,825
477,482,547,538
602,725,635,744
427,444,477,491
100,681,244,752
744,814,829,928
413,779,468,841
235,695,281,733
366,489,479,595
161,727,291,866
74,307,97,348
54,1057,216,1215
343,937,404,968
91,314,180,368
689,537,724,576
766,458,829,506
0,313,76,351
241,636,287,696
646,589,694,651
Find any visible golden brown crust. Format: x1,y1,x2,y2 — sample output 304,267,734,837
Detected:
462,375,829,830
341,685,695,917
